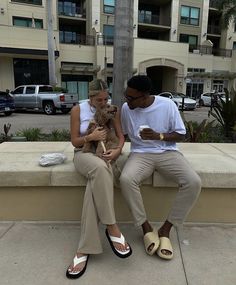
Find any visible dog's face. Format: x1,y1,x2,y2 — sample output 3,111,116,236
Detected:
94,104,117,126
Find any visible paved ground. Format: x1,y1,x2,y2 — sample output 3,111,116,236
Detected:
0,107,211,135
0,222,235,285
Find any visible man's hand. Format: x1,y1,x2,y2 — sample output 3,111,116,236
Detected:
102,148,121,161
140,128,159,140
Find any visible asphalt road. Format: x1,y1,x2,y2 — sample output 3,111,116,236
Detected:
0,107,211,135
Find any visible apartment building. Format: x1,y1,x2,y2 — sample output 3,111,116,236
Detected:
1,0,236,100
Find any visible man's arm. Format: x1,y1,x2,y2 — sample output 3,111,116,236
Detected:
140,129,185,142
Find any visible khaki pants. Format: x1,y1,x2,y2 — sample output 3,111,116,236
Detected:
74,150,127,254
120,151,201,227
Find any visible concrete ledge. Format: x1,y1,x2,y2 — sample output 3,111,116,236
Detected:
0,142,236,222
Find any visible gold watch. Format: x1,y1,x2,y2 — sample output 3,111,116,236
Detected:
159,133,164,141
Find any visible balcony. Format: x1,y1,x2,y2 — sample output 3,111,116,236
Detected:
209,0,219,9
207,24,221,35
59,33,95,46
138,12,171,26
97,34,114,46
189,45,232,57
58,1,86,18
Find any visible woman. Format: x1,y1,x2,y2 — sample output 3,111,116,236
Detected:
66,79,132,279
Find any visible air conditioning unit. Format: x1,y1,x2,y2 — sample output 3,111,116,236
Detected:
193,49,200,54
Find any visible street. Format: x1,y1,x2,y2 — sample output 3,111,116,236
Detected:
0,107,212,135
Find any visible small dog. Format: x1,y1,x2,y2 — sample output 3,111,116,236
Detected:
82,104,119,159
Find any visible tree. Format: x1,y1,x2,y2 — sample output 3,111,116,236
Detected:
112,0,134,109
215,0,236,28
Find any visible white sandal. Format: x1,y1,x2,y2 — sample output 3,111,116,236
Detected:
105,229,132,258
66,254,89,279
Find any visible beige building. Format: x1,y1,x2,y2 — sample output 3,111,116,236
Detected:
1,0,236,100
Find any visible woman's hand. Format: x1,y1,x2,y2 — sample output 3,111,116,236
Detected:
90,127,107,141
102,148,121,162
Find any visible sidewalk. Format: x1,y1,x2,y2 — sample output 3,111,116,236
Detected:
0,222,235,285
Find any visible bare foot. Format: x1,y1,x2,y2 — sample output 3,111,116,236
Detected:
107,224,130,252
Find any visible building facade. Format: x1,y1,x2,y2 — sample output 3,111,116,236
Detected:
1,0,236,100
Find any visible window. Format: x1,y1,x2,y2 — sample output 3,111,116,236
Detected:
104,0,115,14
13,16,43,29
11,0,42,5
180,34,198,51
233,42,236,49
12,87,24,94
180,6,200,26
13,59,49,86
25,86,36,94
103,25,114,45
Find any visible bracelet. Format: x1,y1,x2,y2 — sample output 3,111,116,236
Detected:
159,133,164,141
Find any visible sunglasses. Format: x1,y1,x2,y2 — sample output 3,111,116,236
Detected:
124,92,144,102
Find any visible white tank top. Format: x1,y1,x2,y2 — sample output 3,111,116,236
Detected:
79,101,95,135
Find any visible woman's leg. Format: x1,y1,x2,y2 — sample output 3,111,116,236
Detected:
74,151,116,254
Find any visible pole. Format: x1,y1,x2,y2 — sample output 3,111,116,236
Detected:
112,0,134,108
104,16,109,84
47,0,57,86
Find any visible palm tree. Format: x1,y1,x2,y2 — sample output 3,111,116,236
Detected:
214,0,236,28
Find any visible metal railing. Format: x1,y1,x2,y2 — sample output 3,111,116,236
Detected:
138,13,171,26
58,3,86,18
97,35,114,46
209,0,219,9
207,25,221,35
189,45,232,57
60,34,95,46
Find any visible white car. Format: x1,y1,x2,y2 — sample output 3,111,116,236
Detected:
199,92,226,107
158,91,197,110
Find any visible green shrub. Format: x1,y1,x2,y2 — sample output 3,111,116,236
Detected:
46,129,71,141
16,128,42,141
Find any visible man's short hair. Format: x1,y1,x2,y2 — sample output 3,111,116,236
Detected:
127,75,152,92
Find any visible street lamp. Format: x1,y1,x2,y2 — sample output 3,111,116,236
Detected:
104,15,110,84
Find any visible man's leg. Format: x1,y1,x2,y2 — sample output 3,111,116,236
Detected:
120,153,155,228
154,151,201,257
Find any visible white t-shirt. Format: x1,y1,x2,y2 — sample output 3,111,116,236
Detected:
121,96,186,153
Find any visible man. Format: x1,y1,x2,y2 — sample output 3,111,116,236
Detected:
120,75,201,260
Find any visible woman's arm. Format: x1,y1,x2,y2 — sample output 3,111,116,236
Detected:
70,105,85,148
70,105,108,148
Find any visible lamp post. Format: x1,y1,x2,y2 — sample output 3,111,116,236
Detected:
104,15,109,84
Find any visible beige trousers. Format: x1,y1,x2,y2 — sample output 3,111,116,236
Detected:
73,150,127,254
120,151,201,227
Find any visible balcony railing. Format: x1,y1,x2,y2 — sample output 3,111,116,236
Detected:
189,45,232,57
138,11,171,26
59,34,95,46
209,0,219,9
58,3,86,18
97,35,114,46
207,25,221,35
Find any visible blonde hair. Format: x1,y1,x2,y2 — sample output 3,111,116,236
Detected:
89,79,108,97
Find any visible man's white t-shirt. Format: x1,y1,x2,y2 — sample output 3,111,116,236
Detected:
121,96,186,153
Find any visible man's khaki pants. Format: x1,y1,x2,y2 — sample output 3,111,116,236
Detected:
74,150,127,254
120,151,201,227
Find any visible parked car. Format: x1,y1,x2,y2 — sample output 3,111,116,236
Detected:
158,91,197,110
0,91,15,116
199,92,226,107
10,85,78,115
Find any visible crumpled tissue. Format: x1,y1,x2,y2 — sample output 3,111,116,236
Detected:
39,153,67,167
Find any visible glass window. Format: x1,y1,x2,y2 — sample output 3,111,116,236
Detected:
12,87,24,94
180,6,200,26
25,86,36,94
103,25,114,45
180,34,198,51
13,16,43,29
11,0,42,5
104,0,115,14
233,42,236,49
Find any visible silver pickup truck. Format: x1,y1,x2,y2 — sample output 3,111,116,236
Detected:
10,85,78,115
